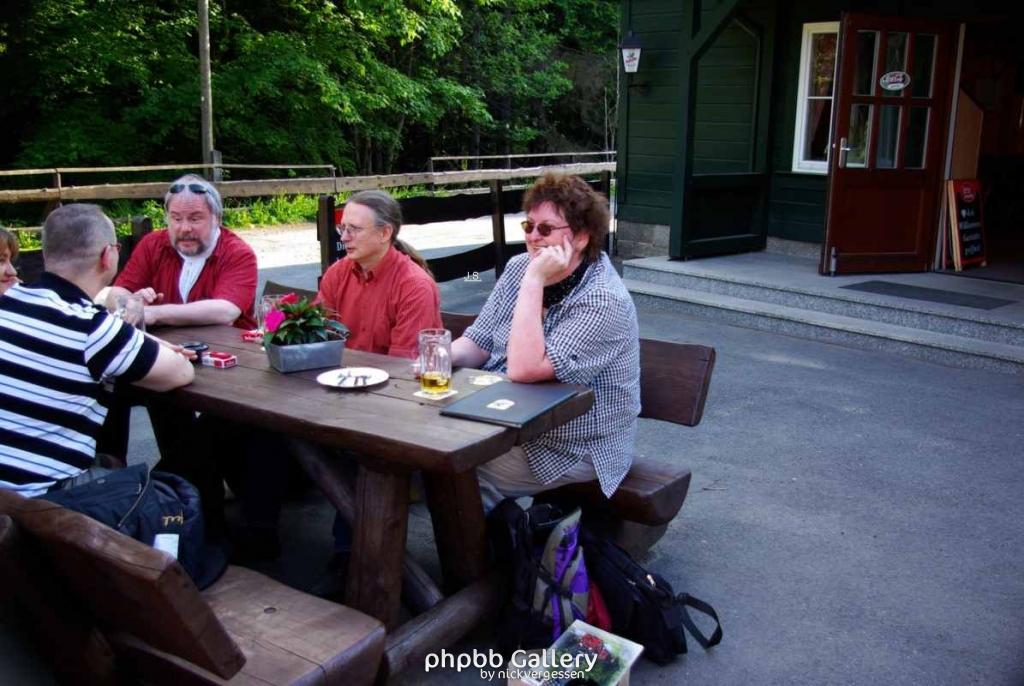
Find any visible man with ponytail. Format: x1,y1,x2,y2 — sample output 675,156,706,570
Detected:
316,189,441,358
227,190,442,568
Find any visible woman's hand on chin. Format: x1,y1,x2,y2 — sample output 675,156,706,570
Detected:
526,236,574,286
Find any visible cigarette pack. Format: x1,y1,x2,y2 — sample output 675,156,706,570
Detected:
241,329,263,343
200,351,237,369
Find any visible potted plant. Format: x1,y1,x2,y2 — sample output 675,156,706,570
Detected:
263,293,349,373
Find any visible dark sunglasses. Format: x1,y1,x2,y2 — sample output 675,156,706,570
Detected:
168,183,209,194
521,220,572,237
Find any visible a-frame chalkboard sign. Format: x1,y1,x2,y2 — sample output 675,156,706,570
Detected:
946,179,987,271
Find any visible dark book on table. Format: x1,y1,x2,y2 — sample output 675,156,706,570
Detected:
440,381,579,428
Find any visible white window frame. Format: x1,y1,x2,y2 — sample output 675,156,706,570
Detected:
792,21,839,174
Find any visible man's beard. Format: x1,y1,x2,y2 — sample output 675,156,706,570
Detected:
173,219,218,257
173,235,207,256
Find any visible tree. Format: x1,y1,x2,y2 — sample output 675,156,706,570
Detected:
213,0,490,173
0,0,619,174
0,0,201,167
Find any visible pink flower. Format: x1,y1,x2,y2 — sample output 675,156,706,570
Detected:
265,308,286,333
279,292,299,305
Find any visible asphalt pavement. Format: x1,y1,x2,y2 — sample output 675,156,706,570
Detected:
3,255,1023,686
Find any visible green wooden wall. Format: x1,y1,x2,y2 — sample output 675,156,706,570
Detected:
692,20,758,175
616,2,684,226
617,0,979,244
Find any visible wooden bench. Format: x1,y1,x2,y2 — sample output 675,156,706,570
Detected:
248,299,714,556
0,489,387,685
0,513,118,685
441,311,715,556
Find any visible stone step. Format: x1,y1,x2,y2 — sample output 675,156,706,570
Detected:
623,258,1024,346
624,279,1024,373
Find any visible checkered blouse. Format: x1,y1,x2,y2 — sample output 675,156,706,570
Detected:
464,252,640,496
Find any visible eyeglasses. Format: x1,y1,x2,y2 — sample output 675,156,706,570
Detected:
168,183,209,195
336,223,370,237
521,220,572,237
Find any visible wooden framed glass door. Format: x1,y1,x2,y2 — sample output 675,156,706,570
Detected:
821,14,957,274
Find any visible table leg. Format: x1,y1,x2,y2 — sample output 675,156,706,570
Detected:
422,471,489,593
283,438,444,615
345,463,411,629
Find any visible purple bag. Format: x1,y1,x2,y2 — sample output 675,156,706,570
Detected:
536,507,589,640
490,499,591,652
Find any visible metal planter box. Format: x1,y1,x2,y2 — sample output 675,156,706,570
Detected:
265,339,345,373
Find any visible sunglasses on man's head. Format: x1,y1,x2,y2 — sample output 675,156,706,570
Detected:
169,183,209,195
521,220,572,237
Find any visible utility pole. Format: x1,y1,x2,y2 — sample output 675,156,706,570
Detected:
198,0,214,170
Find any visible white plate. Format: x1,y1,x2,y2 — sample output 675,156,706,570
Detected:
316,367,389,389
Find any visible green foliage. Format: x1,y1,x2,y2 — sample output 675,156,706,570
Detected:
220,195,318,228
267,194,318,223
0,0,619,173
106,200,166,232
14,230,41,252
1,0,202,166
96,195,318,231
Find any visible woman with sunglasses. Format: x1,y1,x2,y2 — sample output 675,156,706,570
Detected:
451,173,641,509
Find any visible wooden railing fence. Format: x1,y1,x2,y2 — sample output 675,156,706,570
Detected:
3,161,616,284
0,162,614,204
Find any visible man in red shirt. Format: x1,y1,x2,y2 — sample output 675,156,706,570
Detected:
106,174,257,329
229,190,441,568
102,175,256,539
317,189,441,356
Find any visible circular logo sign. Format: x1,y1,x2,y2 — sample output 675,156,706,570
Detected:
879,71,911,91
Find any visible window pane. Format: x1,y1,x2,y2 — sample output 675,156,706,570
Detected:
854,31,878,95
876,105,901,168
804,99,832,162
883,32,908,97
905,107,929,168
809,33,837,96
912,34,936,97
847,104,872,167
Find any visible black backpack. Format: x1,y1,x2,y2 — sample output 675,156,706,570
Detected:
583,527,723,664
488,498,591,654
40,463,227,589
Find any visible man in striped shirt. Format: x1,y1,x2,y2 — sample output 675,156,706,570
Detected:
0,204,195,496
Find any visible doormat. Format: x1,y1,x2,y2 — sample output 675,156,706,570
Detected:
839,281,1016,310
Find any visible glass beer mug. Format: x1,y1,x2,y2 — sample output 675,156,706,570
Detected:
418,328,452,395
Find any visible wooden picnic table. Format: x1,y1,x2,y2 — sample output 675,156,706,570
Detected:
143,325,593,671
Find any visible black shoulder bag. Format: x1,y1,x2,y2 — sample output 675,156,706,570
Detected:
583,527,723,664
40,463,227,589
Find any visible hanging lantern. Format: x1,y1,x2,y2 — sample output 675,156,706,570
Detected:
620,31,643,74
